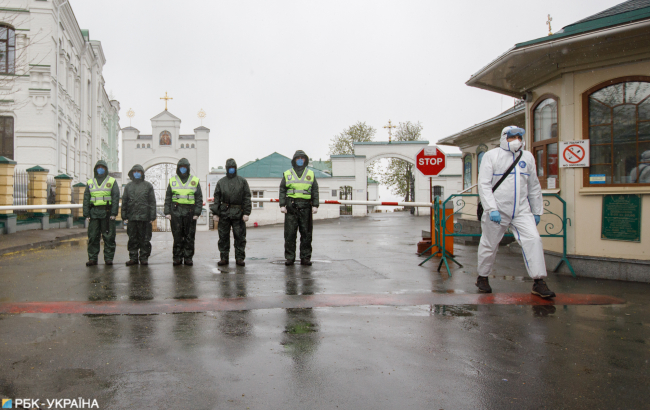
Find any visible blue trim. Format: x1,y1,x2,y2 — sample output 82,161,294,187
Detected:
511,152,516,219
521,172,530,176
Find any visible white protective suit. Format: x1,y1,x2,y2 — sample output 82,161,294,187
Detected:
477,127,546,279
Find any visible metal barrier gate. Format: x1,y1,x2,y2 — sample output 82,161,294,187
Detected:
419,193,575,278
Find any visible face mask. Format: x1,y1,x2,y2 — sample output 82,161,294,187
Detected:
96,168,106,175
296,159,305,166
228,168,235,174
508,139,522,152
133,172,142,179
179,167,187,174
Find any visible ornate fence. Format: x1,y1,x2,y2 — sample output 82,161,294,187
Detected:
419,193,575,278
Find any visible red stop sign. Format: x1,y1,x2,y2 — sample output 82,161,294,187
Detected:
416,147,446,176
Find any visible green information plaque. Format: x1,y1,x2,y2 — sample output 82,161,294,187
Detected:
601,194,642,242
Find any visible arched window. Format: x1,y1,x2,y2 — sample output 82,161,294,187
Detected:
136,144,140,148
180,144,184,148
476,144,488,173
463,155,472,190
191,144,195,148
584,78,650,185
0,25,16,74
147,144,150,148
532,96,559,189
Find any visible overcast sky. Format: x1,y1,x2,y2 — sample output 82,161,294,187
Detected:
70,0,621,175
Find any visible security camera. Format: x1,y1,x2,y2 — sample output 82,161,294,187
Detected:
522,92,534,102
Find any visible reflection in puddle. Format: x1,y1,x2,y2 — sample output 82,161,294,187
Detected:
431,304,477,317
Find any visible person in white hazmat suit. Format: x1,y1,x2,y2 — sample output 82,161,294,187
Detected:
476,126,556,298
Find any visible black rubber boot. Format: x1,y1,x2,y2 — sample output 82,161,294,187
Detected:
105,261,113,266
217,259,229,266
184,259,193,266
86,260,98,267
532,279,556,298
173,259,182,266
300,259,312,266
125,260,138,266
285,259,295,266
140,260,148,266
475,276,492,293
236,259,245,267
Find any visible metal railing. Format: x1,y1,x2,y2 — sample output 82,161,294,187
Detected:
419,193,575,278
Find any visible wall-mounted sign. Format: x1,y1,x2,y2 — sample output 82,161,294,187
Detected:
560,140,590,168
602,194,641,242
590,174,606,184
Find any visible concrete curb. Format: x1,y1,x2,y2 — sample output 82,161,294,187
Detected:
0,231,89,256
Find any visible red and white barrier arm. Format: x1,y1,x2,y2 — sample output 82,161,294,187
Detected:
252,198,434,208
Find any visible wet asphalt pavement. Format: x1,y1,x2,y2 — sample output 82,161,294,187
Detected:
0,213,648,409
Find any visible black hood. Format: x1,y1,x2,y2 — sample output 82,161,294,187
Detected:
93,160,109,181
176,158,191,179
128,164,145,182
226,158,237,178
291,150,309,174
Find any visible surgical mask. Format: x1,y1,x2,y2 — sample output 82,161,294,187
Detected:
296,159,305,166
179,167,187,174
133,172,142,179
228,168,235,174
96,168,106,175
507,139,522,152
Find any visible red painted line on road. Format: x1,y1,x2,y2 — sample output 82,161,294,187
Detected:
0,293,625,315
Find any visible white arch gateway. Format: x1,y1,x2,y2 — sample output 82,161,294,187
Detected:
122,110,210,230
329,141,462,216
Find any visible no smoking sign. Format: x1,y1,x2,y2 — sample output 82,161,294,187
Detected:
559,140,590,168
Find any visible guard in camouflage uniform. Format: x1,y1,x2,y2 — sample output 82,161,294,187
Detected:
279,150,319,266
83,160,120,266
211,159,252,267
121,164,157,266
164,158,203,266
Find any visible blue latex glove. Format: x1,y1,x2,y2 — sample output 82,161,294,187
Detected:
489,211,501,224
534,215,540,226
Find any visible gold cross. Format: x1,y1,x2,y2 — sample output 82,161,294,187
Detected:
160,92,173,110
384,120,396,143
546,14,553,36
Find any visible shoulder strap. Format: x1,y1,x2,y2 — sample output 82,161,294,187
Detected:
492,151,523,193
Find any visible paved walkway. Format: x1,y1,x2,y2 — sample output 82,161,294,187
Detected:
0,227,87,255
0,213,647,409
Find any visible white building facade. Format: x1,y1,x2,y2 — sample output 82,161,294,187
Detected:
0,0,120,180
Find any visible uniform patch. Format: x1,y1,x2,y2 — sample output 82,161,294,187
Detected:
191,181,197,186
519,161,526,168
306,176,312,181
106,183,112,187
172,181,177,187
287,175,293,180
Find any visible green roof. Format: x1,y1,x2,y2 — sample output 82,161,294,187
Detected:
237,152,332,178
516,1,650,49
26,165,49,173
0,156,16,165
368,178,379,184
54,174,73,180
310,159,332,172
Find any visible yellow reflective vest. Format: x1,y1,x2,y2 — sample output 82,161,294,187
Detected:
87,176,116,206
284,168,314,199
170,175,199,204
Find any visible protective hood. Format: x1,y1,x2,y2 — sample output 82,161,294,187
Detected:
641,150,650,161
176,158,191,178
226,158,237,178
128,164,145,181
93,160,109,180
500,126,525,153
291,150,309,173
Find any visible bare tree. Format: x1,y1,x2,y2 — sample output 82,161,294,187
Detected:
0,4,51,111
328,121,378,178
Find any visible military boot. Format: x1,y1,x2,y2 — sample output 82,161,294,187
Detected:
236,259,245,267
140,260,148,266
184,259,193,266
86,260,98,267
300,259,312,266
475,276,492,293
125,260,138,266
285,259,295,266
217,259,229,266
173,259,182,266
105,261,113,266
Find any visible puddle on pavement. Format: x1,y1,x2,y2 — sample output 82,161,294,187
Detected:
248,257,267,260
270,259,331,265
431,304,477,317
